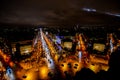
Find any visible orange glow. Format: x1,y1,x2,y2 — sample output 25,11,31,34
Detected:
39,66,48,79
0,49,14,67
9,61,14,67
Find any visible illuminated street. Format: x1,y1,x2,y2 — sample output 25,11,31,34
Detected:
0,0,120,77
0,27,120,80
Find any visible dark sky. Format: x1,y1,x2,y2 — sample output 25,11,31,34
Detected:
0,0,120,26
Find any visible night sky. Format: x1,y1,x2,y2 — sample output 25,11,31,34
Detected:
0,0,120,26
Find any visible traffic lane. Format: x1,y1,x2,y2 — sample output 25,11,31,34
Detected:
87,62,109,73
88,54,109,73
15,68,39,80
15,59,56,80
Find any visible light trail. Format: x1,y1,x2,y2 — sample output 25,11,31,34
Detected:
82,7,120,17
40,28,55,69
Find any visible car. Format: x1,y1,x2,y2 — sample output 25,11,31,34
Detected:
75,64,78,66
61,64,64,67
68,63,71,68
74,66,77,69
22,75,27,78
